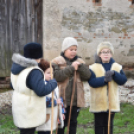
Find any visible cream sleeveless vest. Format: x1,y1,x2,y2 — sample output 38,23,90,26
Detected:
11,66,46,128
89,63,122,113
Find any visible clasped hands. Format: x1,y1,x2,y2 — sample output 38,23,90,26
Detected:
104,70,115,82
71,61,80,70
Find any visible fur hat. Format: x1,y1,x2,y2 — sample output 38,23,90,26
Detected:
97,41,114,55
62,37,78,52
24,42,43,59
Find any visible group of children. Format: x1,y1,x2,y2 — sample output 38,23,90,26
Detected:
11,37,127,134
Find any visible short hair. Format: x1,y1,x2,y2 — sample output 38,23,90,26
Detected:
39,59,50,72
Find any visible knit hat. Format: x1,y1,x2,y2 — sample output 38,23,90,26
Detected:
24,42,43,59
97,41,114,55
62,37,78,52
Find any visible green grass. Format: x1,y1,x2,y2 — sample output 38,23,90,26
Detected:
77,103,134,134
0,114,19,134
0,103,134,134
0,89,12,93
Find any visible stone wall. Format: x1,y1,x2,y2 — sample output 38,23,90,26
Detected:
0,77,10,89
84,79,134,107
43,0,134,70
1,79,134,109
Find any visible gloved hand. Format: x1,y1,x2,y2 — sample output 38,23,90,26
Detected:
104,70,115,82
94,53,102,63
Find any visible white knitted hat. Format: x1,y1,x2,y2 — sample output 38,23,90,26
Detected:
62,37,78,52
97,41,114,55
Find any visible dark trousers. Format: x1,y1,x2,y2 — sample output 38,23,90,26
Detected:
38,131,50,134
58,106,80,134
19,127,36,134
94,112,115,134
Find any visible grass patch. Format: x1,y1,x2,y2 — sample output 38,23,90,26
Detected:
0,103,134,134
0,89,12,93
0,114,19,134
77,103,134,134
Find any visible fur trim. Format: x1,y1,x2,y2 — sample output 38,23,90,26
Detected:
89,63,122,113
52,56,85,108
11,67,46,128
12,53,38,67
97,42,114,55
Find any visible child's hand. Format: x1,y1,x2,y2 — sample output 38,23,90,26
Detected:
62,114,65,120
72,61,80,70
104,70,115,82
57,98,62,105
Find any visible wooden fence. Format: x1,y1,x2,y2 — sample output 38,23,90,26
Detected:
0,0,43,77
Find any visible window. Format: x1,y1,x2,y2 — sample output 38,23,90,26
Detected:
95,0,100,2
93,0,102,6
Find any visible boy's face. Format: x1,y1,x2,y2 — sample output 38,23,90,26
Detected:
99,48,112,63
64,45,77,60
44,68,52,81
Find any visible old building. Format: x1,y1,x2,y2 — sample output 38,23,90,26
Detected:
0,0,42,88
43,0,134,77
0,0,134,88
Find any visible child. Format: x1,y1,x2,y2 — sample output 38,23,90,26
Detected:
88,42,127,134
11,42,57,134
36,59,65,134
52,37,91,134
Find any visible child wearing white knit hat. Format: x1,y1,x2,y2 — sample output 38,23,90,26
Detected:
62,37,78,52
52,37,91,134
88,41,127,134
97,41,114,55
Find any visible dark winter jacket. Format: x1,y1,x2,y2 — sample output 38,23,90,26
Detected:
52,53,91,106
11,53,57,96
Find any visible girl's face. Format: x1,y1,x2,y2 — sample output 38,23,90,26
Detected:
99,48,112,63
64,45,77,60
44,68,51,81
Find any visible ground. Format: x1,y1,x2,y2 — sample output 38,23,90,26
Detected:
0,84,134,134
0,102,134,134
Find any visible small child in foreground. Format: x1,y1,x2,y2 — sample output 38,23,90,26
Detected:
36,59,65,134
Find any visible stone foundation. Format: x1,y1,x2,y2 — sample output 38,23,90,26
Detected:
0,77,11,89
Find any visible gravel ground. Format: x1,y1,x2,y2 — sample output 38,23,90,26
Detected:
0,79,134,111
0,91,13,114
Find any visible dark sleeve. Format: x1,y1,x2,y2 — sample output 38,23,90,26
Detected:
26,69,57,96
77,64,91,81
113,70,127,85
52,63,75,82
88,69,107,88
